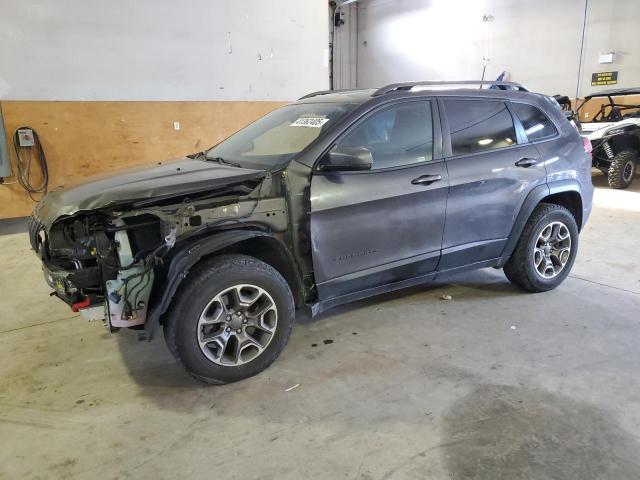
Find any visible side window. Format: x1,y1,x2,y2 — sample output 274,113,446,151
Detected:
338,101,433,169
444,99,517,156
512,103,558,141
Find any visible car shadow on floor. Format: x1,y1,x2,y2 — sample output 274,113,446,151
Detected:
116,327,203,392
115,268,521,398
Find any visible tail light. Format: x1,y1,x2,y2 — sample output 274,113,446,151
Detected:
582,136,593,154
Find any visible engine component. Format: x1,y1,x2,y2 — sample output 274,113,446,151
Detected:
106,269,154,328
105,220,155,328
71,297,91,312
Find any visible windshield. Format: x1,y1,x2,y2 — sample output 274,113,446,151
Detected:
205,103,356,169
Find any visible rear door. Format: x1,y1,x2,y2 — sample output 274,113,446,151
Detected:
438,97,547,270
310,99,448,299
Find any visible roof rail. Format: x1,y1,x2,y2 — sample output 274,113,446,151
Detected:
298,88,355,100
372,80,530,96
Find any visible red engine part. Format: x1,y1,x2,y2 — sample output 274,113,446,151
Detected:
71,296,91,312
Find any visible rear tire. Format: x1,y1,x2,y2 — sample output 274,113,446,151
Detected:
504,203,579,293
607,150,637,189
164,254,295,384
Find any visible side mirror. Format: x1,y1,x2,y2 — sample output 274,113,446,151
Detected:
320,146,373,172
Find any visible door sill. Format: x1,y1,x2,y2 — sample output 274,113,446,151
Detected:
309,257,503,317
310,272,437,316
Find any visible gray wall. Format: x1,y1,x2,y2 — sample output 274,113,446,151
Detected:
580,0,640,96
353,0,638,97
0,0,329,101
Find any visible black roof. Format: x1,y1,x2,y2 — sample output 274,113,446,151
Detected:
585,87,640,99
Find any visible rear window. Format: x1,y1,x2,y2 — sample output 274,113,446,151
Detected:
512,103,558,141
443,99,517,156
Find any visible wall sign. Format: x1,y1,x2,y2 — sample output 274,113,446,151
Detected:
591,71,618,86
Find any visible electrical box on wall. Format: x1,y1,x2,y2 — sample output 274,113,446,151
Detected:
0,105,12,179
599,52,615,64
17,128,35,147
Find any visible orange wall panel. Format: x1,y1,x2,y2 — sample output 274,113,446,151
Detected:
0,101,285,219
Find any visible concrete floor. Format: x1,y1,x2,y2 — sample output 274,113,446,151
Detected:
1,172,639,480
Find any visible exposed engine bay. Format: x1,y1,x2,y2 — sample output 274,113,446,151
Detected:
29,166,289,332
32,212,170,327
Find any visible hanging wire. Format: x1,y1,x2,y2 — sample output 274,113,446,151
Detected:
12,126,49,201
575,0,589,100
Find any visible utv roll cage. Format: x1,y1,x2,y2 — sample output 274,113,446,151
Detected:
576,88,640,123
553,95,572,112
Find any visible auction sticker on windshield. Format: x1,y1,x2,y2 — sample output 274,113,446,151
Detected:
290,116,330,128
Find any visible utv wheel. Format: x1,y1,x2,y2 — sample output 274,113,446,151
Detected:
607,150,637,189
504,203,579,293
164,254,295,384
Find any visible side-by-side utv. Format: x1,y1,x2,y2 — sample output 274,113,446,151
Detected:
578,87,640,189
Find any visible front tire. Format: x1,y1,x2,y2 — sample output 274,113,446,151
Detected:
607,150,637,189
164,254,295,384
504,203,579,292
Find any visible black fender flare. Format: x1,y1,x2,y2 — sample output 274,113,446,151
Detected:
145,230,274,338
498,180,582,266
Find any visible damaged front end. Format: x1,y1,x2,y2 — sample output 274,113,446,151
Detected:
30,211,172,329
29,158,287,333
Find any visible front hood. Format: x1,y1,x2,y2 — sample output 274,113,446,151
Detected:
33,157,266,228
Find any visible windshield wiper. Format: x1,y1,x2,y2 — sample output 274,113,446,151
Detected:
207,156,243,168
188,151,207,161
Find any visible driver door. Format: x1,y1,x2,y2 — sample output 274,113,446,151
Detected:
310,99,449,300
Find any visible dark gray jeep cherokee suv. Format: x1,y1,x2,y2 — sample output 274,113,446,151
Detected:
30,80,594,383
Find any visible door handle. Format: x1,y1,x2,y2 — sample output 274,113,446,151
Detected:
411,174,442,185
515,157,538,168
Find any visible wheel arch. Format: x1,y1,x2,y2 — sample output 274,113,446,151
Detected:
216,235,306,309
543,190,583,231
146,230,304,335
499,181,584,266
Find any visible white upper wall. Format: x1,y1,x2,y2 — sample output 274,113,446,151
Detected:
0,0,329,101
355,0,639,97
581,0,640,96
